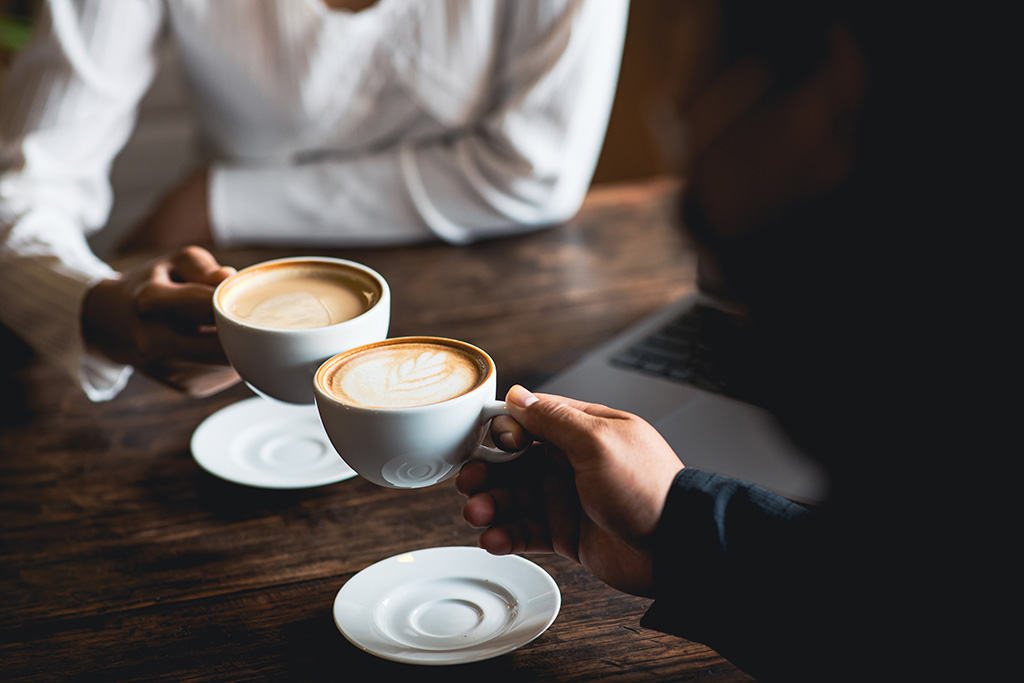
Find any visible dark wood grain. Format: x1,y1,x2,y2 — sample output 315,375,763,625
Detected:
1,178,753,682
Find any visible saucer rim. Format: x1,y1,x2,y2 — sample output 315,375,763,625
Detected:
333,546,561,665
190,396,357,489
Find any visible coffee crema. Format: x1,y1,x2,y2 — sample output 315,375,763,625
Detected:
219,262,379,330
321,339,489,408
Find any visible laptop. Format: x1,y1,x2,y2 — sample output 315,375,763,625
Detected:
538,293,829,505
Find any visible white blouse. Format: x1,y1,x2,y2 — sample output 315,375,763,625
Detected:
0,0,628,399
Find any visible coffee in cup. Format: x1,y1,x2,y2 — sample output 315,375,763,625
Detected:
320,338,489,408
213,257,390,404
218,260,377,330
314,337,525,488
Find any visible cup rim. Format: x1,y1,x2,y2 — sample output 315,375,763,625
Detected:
314,336,496,411
212,256,389,333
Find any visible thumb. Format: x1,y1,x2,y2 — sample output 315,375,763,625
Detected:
504,385,623,455
168,246,236,286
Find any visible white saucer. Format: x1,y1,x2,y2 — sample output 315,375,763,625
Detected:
334,546,560,665
191,396,357,489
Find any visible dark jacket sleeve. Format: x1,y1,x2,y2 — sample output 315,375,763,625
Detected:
641,468,844,682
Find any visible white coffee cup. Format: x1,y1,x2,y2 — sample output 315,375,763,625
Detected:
213,256,390,404
313,337,525,488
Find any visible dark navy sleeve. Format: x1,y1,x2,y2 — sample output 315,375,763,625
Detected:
640,468,835,682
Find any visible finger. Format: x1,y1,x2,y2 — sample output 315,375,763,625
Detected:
462,492,498,529
471,443,580,561
489,414,530,451
472,485,517,525
508,384,629,420
138,324,232,365
456,461,490,497
503,385,626,452
168,246,236,285
484,517,553,555
456,458,522,498
134,279,221,325
137,248,233,324
461,473,545,544
166,332,232,364
478,526,515,556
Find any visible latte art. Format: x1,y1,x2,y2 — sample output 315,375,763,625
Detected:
218,263,378,330
229,281,360,329
324,340,489,408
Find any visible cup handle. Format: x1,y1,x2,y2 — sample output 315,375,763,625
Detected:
471,400,528,463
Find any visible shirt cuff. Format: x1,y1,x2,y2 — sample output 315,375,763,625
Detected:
208,162,288,247
207,156,433,247
22,267,133,402
74,273,134,401
80,350,134,401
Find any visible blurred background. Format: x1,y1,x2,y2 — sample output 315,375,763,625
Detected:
0,1,32,74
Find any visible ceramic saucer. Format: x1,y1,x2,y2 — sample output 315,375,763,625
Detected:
190,396,357,489
333,546,560,665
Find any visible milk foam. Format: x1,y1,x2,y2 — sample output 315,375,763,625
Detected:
328,343,485,408
223,266,371,330
243,291,332,328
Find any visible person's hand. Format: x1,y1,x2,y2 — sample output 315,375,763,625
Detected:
82,246,240,397
458,385,684,597
119,167,212,252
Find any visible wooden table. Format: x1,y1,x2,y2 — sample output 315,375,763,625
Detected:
1,178,755,682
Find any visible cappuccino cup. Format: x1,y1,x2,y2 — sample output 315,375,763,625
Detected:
313,337,525,488
213,257,389,404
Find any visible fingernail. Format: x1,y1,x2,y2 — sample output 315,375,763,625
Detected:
507,385,538,409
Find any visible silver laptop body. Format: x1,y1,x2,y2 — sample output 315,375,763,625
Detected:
539,294,829,505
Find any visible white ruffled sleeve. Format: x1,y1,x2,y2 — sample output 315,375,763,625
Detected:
0,0,166,399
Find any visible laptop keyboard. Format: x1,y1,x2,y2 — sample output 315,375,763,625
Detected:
610,304,762,404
